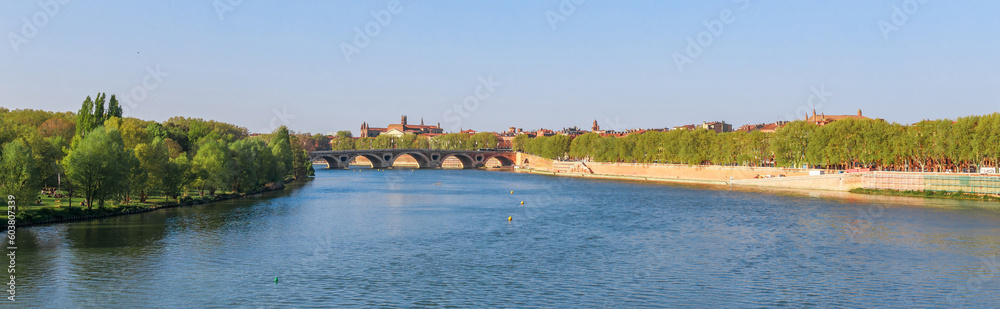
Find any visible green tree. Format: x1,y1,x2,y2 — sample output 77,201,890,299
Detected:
146,123,169,141
0,140,41,206
414,136,430,149
430,133,470,150
163,154,191,200
107,94,123,118
592,136,617,162
63,127,130,208
569,133,600,159
270,126,294,179
93,93,106,127
539,135,572,159
468,132,499,149
116,118,153,150
191,139,232,195
949,116,978,171
770,121,816,167
134,138,171,201
230,139,278,193
976,113,1000,168
289,135,310,179
400,133,418,148
710,132,737,166
907,121,935,172
75,96,94,138
355,137,374,150
806,126,830,167
512,134,531,152
332,131,354,150
123,148,143,203
74,93,120,138
25,133,67,189
373,134,399,149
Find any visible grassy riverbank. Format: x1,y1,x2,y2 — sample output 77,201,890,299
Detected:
849,188,1000,202
16,178,311,227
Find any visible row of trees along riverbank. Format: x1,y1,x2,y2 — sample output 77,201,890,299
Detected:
328,130,501,151
0,94,315,217
512,114,1000,173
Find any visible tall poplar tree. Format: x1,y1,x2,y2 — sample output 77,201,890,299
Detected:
107,94,123,118
75,96,94,138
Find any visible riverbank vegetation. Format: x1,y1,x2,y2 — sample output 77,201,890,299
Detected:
0,94,315,222
514,114,1000,172
849,188,1000,202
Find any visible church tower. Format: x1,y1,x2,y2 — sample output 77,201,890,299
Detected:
401,115,407,126
592,119,600,132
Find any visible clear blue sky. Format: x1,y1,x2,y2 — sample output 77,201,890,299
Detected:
2,0,999,134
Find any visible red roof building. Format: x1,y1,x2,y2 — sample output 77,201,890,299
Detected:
360,115,443,137
737,121,788,133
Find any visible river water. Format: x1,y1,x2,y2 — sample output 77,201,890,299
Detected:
16,167,1000,307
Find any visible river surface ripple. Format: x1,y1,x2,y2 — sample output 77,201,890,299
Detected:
17,167,1000,307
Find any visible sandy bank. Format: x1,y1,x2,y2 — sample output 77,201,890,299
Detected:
512,152,865,191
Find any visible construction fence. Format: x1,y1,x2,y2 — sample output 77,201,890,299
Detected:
863,172,1000,195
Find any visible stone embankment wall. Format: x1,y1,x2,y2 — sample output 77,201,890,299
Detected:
514,152,866,191
730,173,866,191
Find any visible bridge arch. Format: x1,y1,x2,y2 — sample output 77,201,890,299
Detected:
441,153,477,169
484,154,515,167
317,156,357,169
309,149,514,170
316,156,339,169
347,154,389,169
388,152,432,168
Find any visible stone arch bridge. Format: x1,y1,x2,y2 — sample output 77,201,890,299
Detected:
308,149,516,169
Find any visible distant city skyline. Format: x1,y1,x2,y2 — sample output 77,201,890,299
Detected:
3,1,999,134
